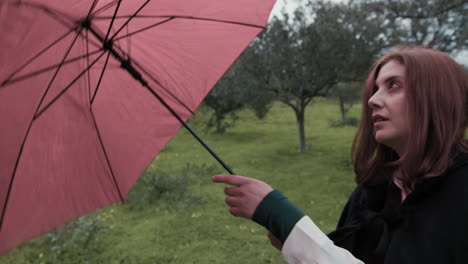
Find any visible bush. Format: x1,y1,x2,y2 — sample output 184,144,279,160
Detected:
26,214,105,264
126,163,221,210
328,117,358,127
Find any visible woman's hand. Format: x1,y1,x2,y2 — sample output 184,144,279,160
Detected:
211,175,273,219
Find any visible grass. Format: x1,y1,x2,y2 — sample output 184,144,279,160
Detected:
0,99,361,264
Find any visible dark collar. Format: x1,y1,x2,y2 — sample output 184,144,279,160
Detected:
362,150,468,210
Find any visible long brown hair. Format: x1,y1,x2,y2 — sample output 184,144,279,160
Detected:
352,46,468,188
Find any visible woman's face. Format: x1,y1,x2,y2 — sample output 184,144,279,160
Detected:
368,60,409,154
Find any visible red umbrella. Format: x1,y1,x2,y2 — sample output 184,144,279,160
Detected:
0,0,276,255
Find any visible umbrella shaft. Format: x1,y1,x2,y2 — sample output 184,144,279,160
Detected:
83,21,235,175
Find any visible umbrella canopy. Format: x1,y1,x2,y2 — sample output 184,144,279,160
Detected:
0,0,276,255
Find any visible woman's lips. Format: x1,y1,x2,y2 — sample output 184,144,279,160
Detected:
372,115,389,124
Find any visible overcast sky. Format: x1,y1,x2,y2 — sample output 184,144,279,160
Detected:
269,0,300,21
268,0,468,66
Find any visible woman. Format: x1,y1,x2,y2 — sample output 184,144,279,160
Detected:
212,46,468,263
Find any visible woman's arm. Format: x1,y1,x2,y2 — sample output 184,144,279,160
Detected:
282,216,364,264
212,174,364,264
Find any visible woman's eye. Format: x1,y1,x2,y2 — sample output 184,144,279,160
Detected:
389,81,401,89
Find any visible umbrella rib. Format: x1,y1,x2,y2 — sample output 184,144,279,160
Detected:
86,0,100,19
84,19,196,119
90,0,119,18
85,3,124,198
86,30,92,103
32,27,85,120
127,25,132,59
91,51,112,104
112,17,174,42
1,31,96,232
34,51,107,120
104,0,122,43
130,59,195,116
16,1,77,30
87,21,197,123
90,107,125,203
0,28,76,87
0,108,37,232
101,14,260,117
109,0,151,41
2,49,104,88
101,0,130,62
100,15,265,58
141,81,235,175
156,15,268,29
94,15,267,30
1,2,109,232
86,20,235,175
0,52,108,233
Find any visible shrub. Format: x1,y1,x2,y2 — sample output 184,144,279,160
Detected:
26,214,106,264
126,163,220,210
328,117,358,127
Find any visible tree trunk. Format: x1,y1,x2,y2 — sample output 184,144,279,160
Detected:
215,112,223,133
339,95,346,122
295,106,306,153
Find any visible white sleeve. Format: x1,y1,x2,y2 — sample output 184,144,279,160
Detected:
281,216,364,264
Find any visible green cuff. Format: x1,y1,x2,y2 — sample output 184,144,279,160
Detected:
252,189,305,243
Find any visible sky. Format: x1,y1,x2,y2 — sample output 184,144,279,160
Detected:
269,0,299,21
268,0,468,66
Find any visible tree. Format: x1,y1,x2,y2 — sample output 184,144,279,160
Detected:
361,0,468,53
325,0,468,126
204,61,245,133
252,1,381,152
237,43,275,120
203,47,274,133
255,14,323,153
329,82,362,126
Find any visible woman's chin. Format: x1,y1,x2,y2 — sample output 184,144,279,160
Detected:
375,133,394,147
375,134,405,154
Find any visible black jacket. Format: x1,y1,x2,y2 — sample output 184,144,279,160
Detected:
328,152,468,264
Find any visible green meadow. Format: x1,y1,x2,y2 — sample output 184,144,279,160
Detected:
1,99,360,264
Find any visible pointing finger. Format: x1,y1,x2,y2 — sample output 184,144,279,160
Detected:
211,175,252,186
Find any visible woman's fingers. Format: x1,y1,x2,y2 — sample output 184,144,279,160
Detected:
224,186,242,196
212,174,273,219
225,196,252,218
212,175,252,186
229,207,243,217
225,196,242,207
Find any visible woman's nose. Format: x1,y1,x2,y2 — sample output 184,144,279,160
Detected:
368,90,383,109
